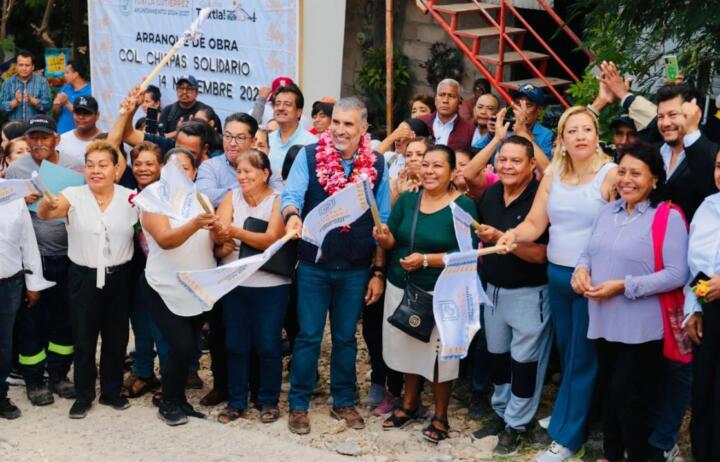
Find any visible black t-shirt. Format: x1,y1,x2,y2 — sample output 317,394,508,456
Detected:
159,100,211,133
476,178,549,288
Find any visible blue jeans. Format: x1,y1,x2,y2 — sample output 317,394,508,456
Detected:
0,275,23,398
289,263,370,411
547,263,598,452
129,272,168,378
648,360,692,450
223,285,289,410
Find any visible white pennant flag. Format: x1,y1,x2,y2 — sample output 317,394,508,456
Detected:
0,175,41,205
301,178,371,262
433,250,491,361
177,234,293,310
131,156,197,220
449,202,475,252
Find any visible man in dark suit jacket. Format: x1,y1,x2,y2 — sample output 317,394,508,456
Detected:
655,84,719,222
418,78,475,151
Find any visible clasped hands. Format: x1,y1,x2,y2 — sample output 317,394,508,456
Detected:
571,267,624,300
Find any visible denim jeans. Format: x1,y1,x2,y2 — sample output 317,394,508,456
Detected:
648,359,692,451
0,275,23,398
289,262,370,411
129,272,168,378
223,285,290,410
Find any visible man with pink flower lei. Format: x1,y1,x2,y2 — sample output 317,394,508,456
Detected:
281,97,391,435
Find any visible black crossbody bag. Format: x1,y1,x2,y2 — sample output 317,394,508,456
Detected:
237,217,297,277
386,191,435,342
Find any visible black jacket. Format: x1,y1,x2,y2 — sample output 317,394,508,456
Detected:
660,134,719,221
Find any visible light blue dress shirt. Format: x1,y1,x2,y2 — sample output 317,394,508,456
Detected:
195,154,237,207
684,192,720,317
268,127,317,189
660,130,701,177
281,147,391,223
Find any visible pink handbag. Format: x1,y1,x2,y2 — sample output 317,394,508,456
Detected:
651,202,692,364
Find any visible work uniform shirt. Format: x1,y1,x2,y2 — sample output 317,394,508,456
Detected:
476,178,548,288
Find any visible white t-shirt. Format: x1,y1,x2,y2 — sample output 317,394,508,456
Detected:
221,189,291,287
144,191,217,317
62,185,138,287
57,130,95,163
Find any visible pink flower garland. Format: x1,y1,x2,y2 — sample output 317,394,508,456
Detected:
315,131,377,232
315,131,377,195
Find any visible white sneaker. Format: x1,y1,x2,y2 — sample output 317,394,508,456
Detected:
535,441,583,462
664,444,679,462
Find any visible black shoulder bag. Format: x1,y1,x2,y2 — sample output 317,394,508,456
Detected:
386,191,435,342
237,217,297,277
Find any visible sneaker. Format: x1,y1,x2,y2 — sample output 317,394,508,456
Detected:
372,393,401,416
158,400,188,426
288,409,310,435
365,383,385,407
537,415,551,429
648,444,680,462
49,375,76,399
180,401,206,419
68,400,92,419
536,441,584,462
26,383,54,406
99,395,131,410
185,371,204,390
495,427,522,455
0,398,21,419
472,413,505,440
468,391,493,420
330,405,365,430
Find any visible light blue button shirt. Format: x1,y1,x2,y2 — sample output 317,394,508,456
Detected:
268,127,317,189
660,130,701,178
195,154,237,207
684,192,720,317
281,147,391,223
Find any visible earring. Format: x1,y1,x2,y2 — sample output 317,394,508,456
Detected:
560,146,567,156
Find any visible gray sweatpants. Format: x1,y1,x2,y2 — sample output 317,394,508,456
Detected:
483,283,552,430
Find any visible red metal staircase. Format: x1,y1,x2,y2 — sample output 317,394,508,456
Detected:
418,0,594,108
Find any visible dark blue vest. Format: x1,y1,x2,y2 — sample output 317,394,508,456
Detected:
297,144,385,269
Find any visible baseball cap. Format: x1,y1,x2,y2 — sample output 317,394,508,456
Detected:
176,75,199,88
512,83,545,106
271,76,294,96
25,115,57,135
73,95,98,114
610,115,636,131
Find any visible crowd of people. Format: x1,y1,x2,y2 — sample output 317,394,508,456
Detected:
1,49,720,462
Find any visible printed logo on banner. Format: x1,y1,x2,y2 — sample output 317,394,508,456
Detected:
120,0,132,16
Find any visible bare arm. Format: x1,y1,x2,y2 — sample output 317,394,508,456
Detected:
226,196,285,250
141,211,215,250
497,173,552,249
476,223,547,263
36,194,71,220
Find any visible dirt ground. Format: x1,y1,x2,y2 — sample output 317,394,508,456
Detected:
0,323,692,462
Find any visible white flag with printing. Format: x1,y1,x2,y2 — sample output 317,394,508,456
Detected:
301,178,371,262
177,237,289,311
0,175,41,205
449,202,474,252
131,156,196,220
433,250,491,361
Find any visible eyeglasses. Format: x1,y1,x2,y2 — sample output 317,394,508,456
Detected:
176,86,196,93
223,133,252,144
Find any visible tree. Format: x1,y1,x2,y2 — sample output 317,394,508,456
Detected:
573,0,720,94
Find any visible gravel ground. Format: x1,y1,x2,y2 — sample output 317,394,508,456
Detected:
0,323,692,462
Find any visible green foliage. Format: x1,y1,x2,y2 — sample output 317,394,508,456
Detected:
572,0,720,94
420,42,464,89
567,72,618,140
355,46,413,129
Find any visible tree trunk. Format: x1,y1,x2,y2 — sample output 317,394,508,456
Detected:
30,0,56,48
0,0,16,39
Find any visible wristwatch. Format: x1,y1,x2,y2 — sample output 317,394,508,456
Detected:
422,254,429,268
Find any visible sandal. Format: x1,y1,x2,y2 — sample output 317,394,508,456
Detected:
217,406,243,424
422,415,450,444
123,374,160,398
382,406,418,430
260,405,280,424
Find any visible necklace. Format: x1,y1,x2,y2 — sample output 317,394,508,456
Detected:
613,211,642,227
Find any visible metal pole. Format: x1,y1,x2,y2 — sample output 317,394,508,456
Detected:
386,0,394,132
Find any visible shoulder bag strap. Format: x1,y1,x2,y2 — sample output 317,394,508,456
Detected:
405,190,423,280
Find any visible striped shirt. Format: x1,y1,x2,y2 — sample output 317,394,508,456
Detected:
0,73,52,121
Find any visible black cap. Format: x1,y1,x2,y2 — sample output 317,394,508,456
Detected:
25,115,57,135
73,95,98,114
176,75,199,88
610,115,636,131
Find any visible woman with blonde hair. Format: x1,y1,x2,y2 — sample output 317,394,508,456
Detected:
497,106,617,462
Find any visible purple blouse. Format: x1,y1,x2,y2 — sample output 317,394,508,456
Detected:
576,200,689,344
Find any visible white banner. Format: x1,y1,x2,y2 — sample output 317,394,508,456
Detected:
131,156,196,220
301,179,371,262
449,202,475,252
177,235,289,310
433,250,491,361
88,0,300,128
0,175,41,205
